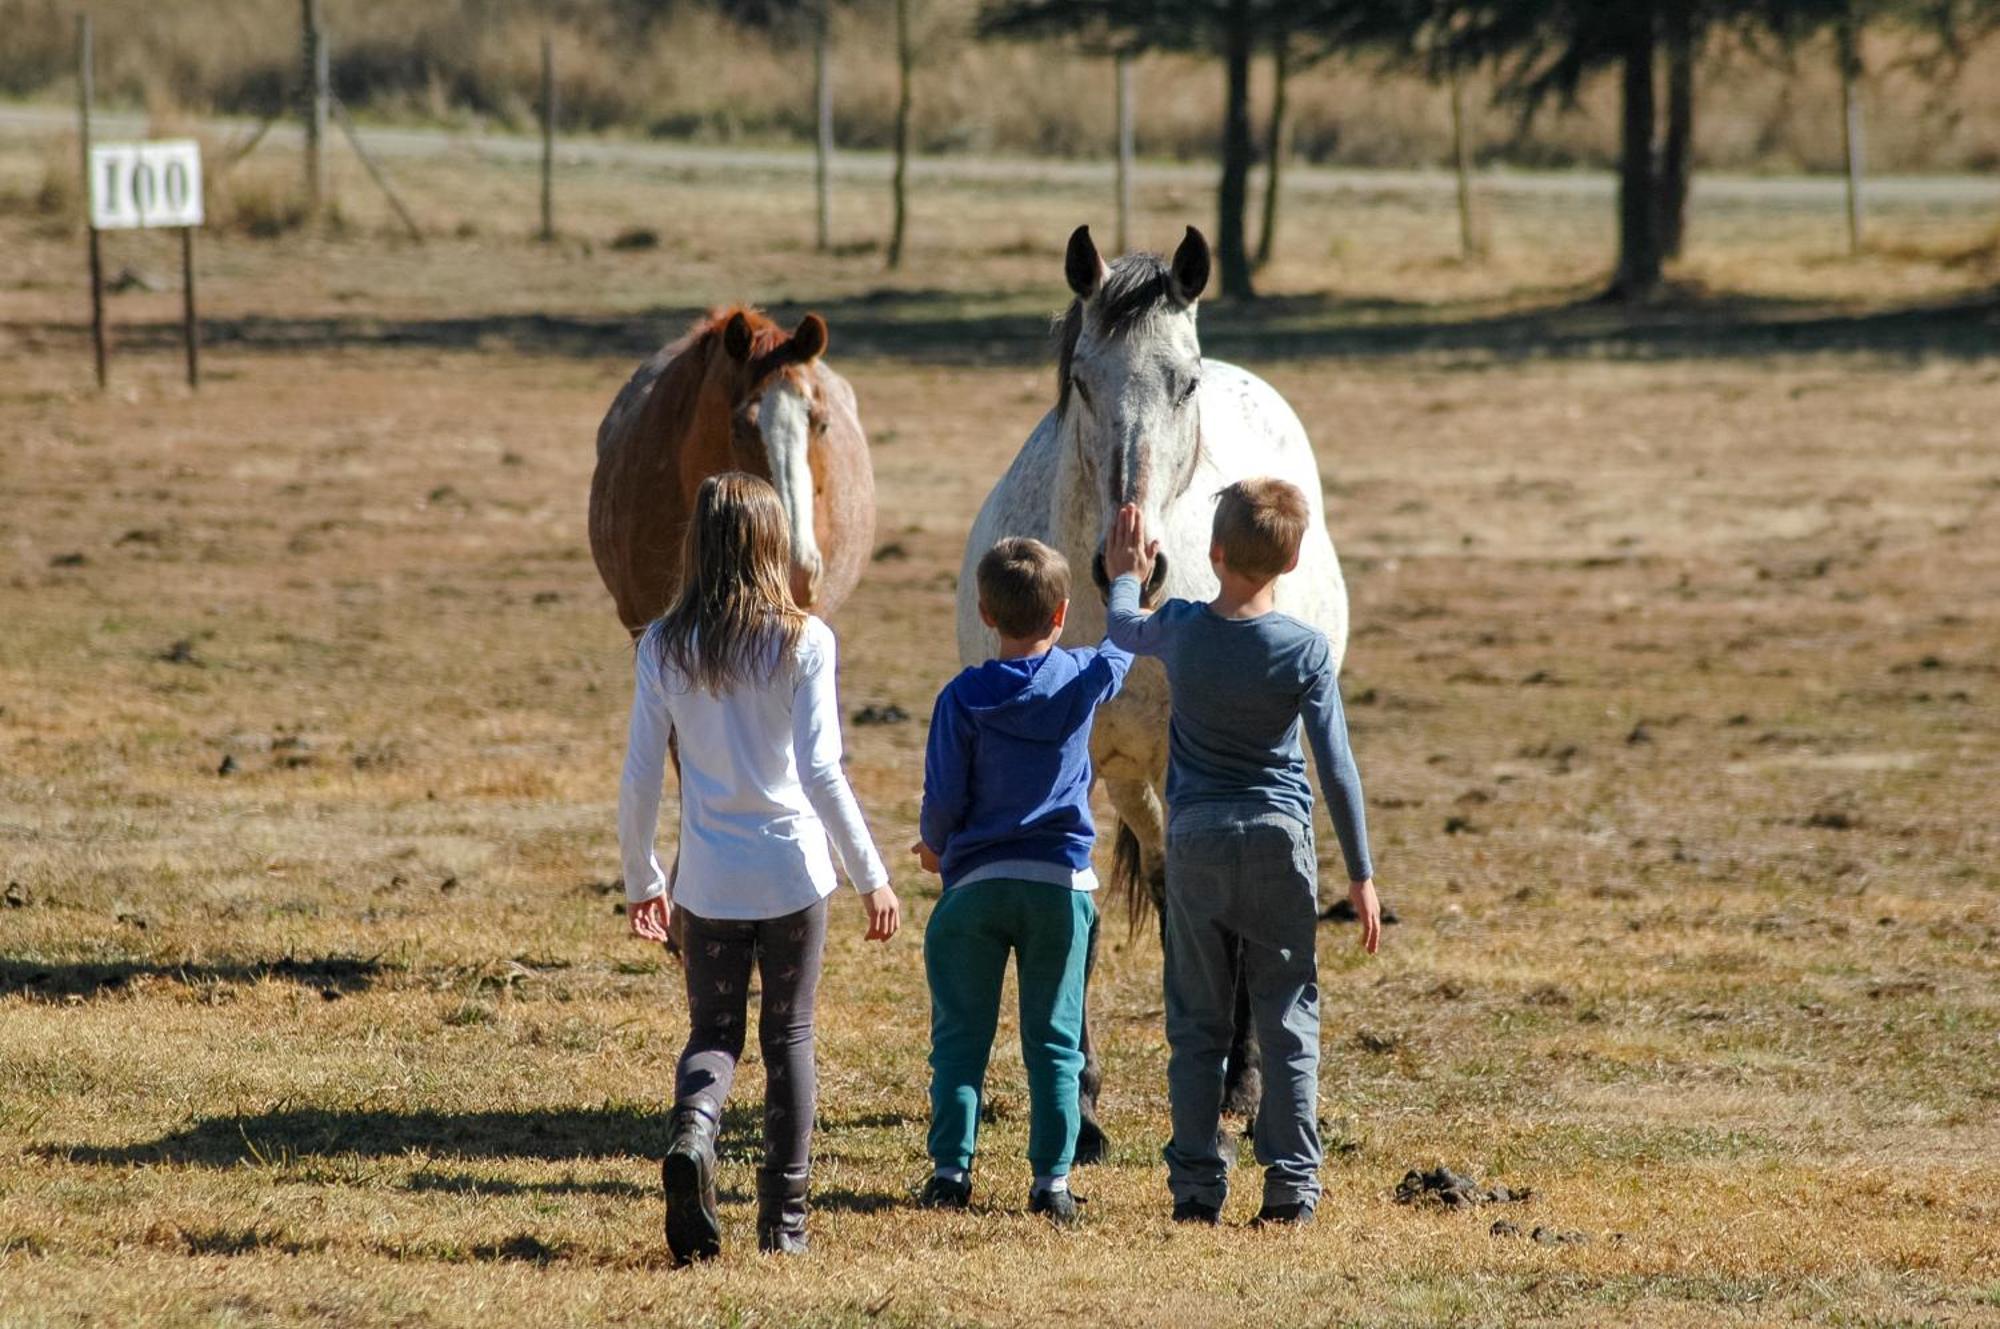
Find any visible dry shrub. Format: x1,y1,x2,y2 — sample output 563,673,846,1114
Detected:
208,159,309,238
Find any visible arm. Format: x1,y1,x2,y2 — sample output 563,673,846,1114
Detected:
1105,575,1176,656
792,624,890,896
918,685,973,857
1300,644,1374,886
617,641,673,907
1082,639,1135,702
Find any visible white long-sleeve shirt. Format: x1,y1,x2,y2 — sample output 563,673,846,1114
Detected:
619,616,888,919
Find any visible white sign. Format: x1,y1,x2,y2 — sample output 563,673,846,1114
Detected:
89,140,204,230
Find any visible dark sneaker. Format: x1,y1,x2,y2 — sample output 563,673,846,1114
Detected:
918,1174,972,1210
1171,1199,1222,1225
1029,1186,1082,1227
1251,1201,1316,1227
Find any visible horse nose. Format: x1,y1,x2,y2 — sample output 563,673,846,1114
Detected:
1091,547,1168,606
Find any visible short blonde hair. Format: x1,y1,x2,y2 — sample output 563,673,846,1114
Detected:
977,537,1070,638
1212,477,1310,580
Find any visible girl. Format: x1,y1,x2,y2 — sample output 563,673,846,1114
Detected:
618,471,899,1264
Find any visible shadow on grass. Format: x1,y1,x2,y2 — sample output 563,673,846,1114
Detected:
404,1169,652,1199
48,1101,918,1171
9,285,1999,366
0,954,383,1001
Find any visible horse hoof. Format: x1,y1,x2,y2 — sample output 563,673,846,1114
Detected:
1073,1118,1110,1166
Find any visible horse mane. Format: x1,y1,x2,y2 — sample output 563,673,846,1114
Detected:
1053,253,1176,418
636,306,794,446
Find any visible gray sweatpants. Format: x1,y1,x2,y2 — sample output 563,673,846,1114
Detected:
1161,808,1323,1211
674,896,828,1179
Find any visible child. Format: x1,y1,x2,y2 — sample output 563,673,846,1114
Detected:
1103,479,1381,1227
911,537,1131,1225
619,471,900,1265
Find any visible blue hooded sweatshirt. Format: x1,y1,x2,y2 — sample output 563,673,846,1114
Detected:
919,641,1132,891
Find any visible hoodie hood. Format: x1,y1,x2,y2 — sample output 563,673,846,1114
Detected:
953,650,1089,743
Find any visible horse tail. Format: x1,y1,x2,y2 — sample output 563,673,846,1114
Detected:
1110,819,1155,935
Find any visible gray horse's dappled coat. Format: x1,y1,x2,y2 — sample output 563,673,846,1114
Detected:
956,225,1351,1147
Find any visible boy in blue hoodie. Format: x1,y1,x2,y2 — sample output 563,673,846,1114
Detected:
910,537,1131,1225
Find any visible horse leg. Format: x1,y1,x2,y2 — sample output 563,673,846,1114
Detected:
1072,911,1107,1165
1222,950,1262,1127
1084,778,1168,1165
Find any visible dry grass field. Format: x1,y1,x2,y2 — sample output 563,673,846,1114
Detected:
2,127,1998,1326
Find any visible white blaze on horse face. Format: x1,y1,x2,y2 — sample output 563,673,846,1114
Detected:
759,376,823,604
1068,304,1203,554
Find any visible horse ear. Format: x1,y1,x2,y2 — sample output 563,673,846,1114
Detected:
722,312,754,361
1065,224,1107,300
790,313,828,364
1169,226,1210,306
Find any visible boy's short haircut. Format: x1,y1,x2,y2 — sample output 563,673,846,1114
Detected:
1212,477,1311,580
978,537,1070,639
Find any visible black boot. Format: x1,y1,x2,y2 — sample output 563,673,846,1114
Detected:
661,1106,721,1267
756,1168,810,1255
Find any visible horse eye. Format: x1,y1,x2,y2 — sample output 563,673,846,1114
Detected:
1179,376,1200,404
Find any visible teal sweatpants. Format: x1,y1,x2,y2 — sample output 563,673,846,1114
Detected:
925,878,1095,1179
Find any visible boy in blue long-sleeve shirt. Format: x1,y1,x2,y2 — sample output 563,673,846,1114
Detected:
912,537,1130,1225
1105,478,1382,1228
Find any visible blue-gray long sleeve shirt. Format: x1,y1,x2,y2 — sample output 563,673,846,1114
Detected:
1106,573,1373,882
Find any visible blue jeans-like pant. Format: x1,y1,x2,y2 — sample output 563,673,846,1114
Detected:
925,879,1095,1179
1161,810,1323,1211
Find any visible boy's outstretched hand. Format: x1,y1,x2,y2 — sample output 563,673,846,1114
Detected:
629,894,672,944
910,840,941,875
863,884,901,942
1104,504,1160,584
1349,878,1382,954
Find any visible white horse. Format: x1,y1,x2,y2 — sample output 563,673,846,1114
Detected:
956,225,1351,1158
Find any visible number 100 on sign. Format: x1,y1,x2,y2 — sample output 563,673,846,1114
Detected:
90,140,204,230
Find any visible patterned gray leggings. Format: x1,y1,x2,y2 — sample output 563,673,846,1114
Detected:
673,896,828,1177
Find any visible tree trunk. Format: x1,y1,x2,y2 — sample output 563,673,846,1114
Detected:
1255,33,1289,270
886,0,912,269
1216,0,1255,299
1612,2,1661,301
1658,0,1694,261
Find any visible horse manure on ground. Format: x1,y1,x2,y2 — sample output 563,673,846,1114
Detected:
852,703,909,726
1395,1167,1532,1209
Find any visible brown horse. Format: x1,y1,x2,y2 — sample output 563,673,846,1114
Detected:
590,307,876,635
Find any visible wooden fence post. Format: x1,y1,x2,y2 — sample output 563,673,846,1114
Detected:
181,226,199,389
815,1,834,251
1115,53,1133,255
303,0,328,215
1448,62,1481,260
540,33,556,242
78,13,106,389
1838,20,1866,256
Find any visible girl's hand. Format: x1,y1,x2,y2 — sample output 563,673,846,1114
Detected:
629,895,672,944
910,840,941,874
862,884,901,942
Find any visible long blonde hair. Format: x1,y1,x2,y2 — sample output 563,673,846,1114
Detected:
652,472,807,693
